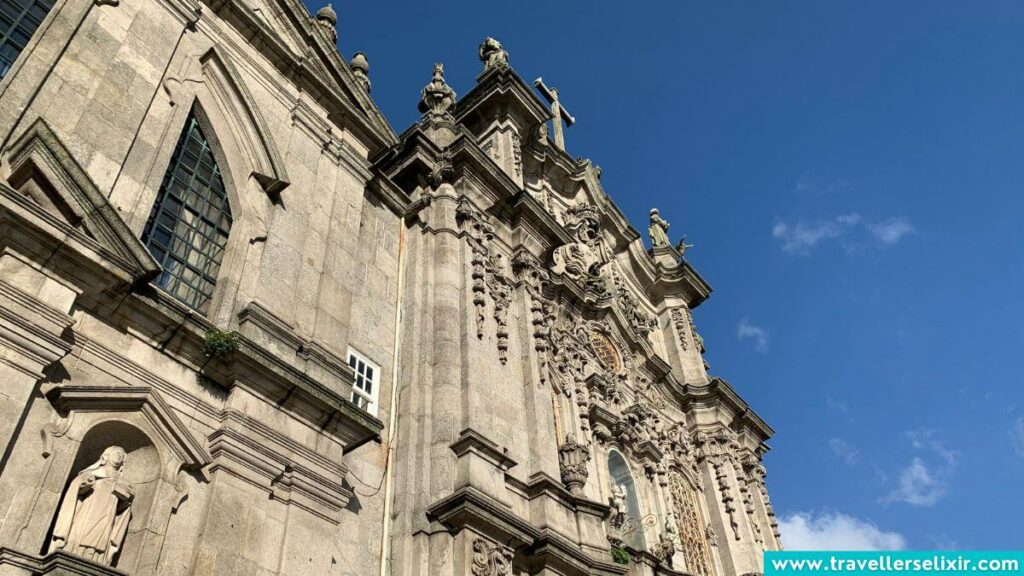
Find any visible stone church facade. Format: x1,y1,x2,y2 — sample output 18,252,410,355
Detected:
0,0,780,574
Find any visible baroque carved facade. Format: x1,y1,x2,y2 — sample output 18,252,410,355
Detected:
0,1,779,575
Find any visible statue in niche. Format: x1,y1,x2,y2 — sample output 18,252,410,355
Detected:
609,483,628,527
49,446,134,566
649,208,671,247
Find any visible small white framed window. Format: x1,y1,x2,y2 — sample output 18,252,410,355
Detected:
347,348,379,417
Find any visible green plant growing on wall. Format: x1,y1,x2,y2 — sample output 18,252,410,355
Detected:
203,328,240,360
610,546,630,565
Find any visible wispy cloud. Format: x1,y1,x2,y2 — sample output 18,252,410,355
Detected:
884,457,947,506
883,429,958,507
737,318,770,353
829,438,860,465
779,511,906,550
868,217,915,245
772,212,914,255
1012,417,1024,457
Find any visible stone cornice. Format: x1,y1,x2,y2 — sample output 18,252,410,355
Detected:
123,288,383,448
675,377,774,444
450,428,518,471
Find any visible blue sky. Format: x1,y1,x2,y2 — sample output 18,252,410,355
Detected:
321,1,1024,549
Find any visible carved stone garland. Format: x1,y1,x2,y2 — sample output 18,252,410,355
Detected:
746,456,781,544
471,537,514,576
512,253,553,383
456,198,512,364
733,456,764,547
558,434,591,496
695,431,741,541
612,270,656,338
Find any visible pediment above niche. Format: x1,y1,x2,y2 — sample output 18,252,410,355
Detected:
41,384,211,478
3,119,160,284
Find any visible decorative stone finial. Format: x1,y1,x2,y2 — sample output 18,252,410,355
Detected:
350,52,370,91
478,37,509,72
316,4,337,43
418,63,456,119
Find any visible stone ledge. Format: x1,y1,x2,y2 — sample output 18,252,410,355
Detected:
0,548,127,576
449,428,517,471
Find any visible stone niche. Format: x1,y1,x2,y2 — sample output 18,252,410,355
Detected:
0,385,210,575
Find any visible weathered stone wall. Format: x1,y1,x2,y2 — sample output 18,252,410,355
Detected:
0,0,398,574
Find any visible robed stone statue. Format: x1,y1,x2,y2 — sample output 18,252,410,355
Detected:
49,446,134,565
648,208,671,247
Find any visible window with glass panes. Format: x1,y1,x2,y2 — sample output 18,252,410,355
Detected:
347,349,379,417
0,0,55,79
141,113,232,312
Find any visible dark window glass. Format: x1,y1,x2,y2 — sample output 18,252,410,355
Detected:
142,113,232,312
0,0,54,79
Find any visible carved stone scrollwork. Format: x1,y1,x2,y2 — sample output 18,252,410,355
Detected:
745,455,781,543
687,308,705,354
558,434,590,495
512,253,553,385
485,253,513,363
457,199,494,339
550,205,606,292
471,537,514,576
695,430,741,541
612,271,656,338
671,308,689,351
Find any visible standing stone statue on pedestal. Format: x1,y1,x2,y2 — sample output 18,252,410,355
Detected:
49,446,135,566
649,208,671,248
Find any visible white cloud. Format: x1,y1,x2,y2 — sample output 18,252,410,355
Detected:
868,217,915,245
771,219,846,254
829,438,860,465
882,430,959,507
1012,417,1024,457
737,318,770,353
772,212,914,254
779,511,906,550
884,457,946,506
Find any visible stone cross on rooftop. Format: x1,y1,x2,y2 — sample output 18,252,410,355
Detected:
534,77,575,151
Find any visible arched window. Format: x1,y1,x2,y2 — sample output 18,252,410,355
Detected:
0,0,55,79
608,449,645,550
142,112,232,312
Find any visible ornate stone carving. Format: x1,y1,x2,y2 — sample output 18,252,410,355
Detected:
485,252,513,364
612,269,656,337
695,431,741,541
478,37,509,72
512,253,552,385
49,447,134,566
471,537,514,576
558,435,590,495
455,199,514,363
649,208,670,247
746,455,781,544
419,63,456,120
315,4,337,43
706,523,719,547
671,308,689,351
550,205,605,290
350,52,370,91
511,132,522,178
687,308,705,354
735,456,764,547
